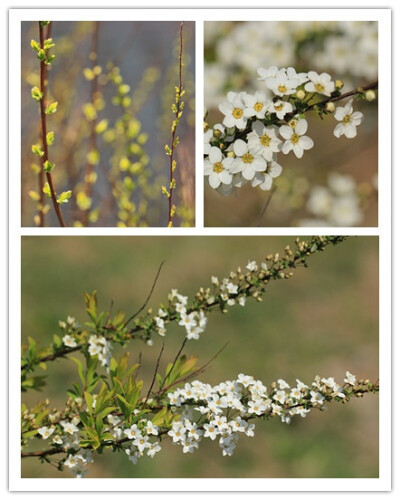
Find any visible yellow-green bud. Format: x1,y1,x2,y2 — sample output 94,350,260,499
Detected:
335,80,344,89
296,89,306,100
365,89,376,102
325,102,336,113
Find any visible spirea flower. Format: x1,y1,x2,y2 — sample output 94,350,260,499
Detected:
280,119,314,158
204,147,234,189
230,139,266,181
333,99,363,139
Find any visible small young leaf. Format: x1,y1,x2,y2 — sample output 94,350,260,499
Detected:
43,160,55,173
42,182,51,197
57,190,72,204
46,131,55,145
31,86,43,102
45,101,58,115
31,144,44,157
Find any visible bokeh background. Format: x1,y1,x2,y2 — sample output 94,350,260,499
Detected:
204,21,378,227
21,236,378,478
21,21,195,227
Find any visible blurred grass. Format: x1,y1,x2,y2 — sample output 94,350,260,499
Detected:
21,236,378,478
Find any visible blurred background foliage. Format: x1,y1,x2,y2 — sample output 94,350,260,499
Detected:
21,21,195,227
22,236,378,478
204,21,378,227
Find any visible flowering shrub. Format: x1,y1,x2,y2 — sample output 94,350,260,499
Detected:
24,21,195,227
21,236,378,477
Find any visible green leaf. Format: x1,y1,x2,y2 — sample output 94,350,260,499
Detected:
70,357,85,385
45,55,56,65
84,391,94,415
40,180,50,197
57,190,72,204
45,101,58,115
43,160,55,173
36,48,46,61
32,144,44,157
30,39,40,52
43,38,55,50
31,86,43,102
46,132,54,146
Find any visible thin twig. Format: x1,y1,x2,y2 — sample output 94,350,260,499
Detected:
122,260,165,329
143,342,165,406
38,22,66,227
167,22,184,227
255,185,277,227
158,337,187,392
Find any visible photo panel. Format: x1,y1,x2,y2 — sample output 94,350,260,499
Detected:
204,21,378,228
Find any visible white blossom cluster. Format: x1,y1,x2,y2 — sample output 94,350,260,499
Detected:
59,316,79,348
87,334,112,367
153,289,208,340
204,21,377,108
166,371,356,457
299,173,363,227
34,371,361,477
205,66,364,196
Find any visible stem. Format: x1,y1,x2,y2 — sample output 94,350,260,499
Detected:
81,21,100,227
38,22,66,227
167,22,184,227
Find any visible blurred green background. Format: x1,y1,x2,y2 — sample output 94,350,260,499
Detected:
21,236,378,478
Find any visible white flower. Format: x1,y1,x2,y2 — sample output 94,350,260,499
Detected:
226,282,238,294
267,99,293,120
61,421,79,435
280,119,314,158
246,260,258,272
329,195,363,226
133,435,150,452
257,65,280,82
344,371,356,386
219,91,247,129
265,70,300,96
38,426,54,439
204,147,234,189
124,424,141,440
230,139,266,181
204,128,213,155
333,99,363,139
145,421,159,436
251,160,282,191
147,441,161,458
247,121,281,161
242,91,270,119
64,454,79,469
305,71,335,96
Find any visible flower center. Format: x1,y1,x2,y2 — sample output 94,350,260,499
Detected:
343,114,351,124
260,134,271,147
277,84,287,93
315,83,325,92
242,153,254,164
254,101,264,112
291,133,300,144
213,162,224,173
232,107,243,119
274,103,283,111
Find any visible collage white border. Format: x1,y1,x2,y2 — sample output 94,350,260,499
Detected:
8,8,391,493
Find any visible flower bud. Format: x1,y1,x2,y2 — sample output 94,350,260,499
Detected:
325,102,335,113
296,89,306,100
335,80,344,89
365,89,376,102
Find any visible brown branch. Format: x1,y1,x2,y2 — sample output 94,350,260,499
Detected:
143,342,164,406
167,22,184,227
38,22,66,227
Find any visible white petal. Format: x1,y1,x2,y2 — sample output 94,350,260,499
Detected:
279,125,293,140
209,173,221,189
281,141,292,154
268,162,283,178
344,126,357,139
334,123,344,138
229,158,243,174
209,147,222,164
219,170,233,185
296,119,308,135
233,139,248,157
253,157,267,172
259,174,273,191
242,164,255,180
299,136,314,150
293,144,304,158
